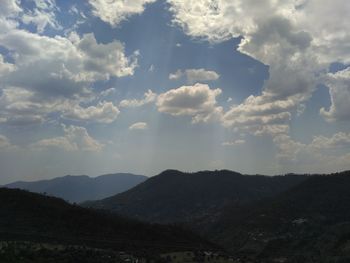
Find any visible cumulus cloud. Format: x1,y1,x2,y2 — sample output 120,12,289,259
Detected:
222,139,245,146
22,0,61,33
0,3,138,126
156,83,223,123
129,122,148,130
0,0,21,17
167,0,350,139
100,88,117,98
0,87,47,126
0,134,16,150
1,30,138,87
310,132,350,150
186,69,220,83
169,69,183,80
0,54,16,76
32,125,103,152
320,67,350,122
88,0,156,27
274,132,350,172
62,101,120,123
222,93,294,136
169,68,220,83
168,0,350,64
119,89,157,108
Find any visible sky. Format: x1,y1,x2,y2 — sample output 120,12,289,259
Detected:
0,0,350,183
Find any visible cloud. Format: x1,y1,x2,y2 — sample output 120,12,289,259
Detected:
310,132,350,150
0,6,138,126
74,33,139,80
0,54,16,76
186,68,220,83
0,0,21,17
119,89,157,108
167,0,350,138
169,68,220,83
169,69,183,80
129,122,148,130
156,83,223,123
62,101,120,124
320,67,350,122
88,0,156,27
222,139,245,146
32,125,103,152
0,30,138,88
21,0,61,33
0,87,47,126
100,88,117,98
274,132,350,172
222,93,294,136
0,134,16,150
148,64,155,72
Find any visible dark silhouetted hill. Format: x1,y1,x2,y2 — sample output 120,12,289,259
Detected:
0,187,216,254
83,170,307,224
5,173,147,203
209,171,350,262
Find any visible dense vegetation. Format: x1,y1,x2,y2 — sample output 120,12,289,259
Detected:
0,187,216,256
83,170,307,224
84,170,350,262
2,170,350,262
0,241,139,263
209,172,350,262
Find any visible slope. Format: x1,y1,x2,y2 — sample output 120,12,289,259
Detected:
84,170,307,224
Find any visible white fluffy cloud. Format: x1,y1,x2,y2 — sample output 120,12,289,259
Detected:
129,122,148,130
167,0,350,136
62,101,120,124
168,0,350,63
169,68,220,83
222,139,245,146
0,54,16,76
119,90,157,108
32,125,103,152
22,0,61,33
88,0,156,27
0,134,16,150
0,3,138,126
223,93,295,135
156,83,223,123
274,132,350,172
169,69,183,81
166,0,350,174
0,30,137,86
320,67,350,122
0,0,21,17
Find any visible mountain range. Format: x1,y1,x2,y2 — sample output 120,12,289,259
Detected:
208,171,350,262
83,170,307,224
83,169,350,262
2,169,350,262
4,173,147,203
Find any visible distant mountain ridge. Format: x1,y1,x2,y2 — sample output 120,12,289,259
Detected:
83,169,308,224
5,173,147,203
